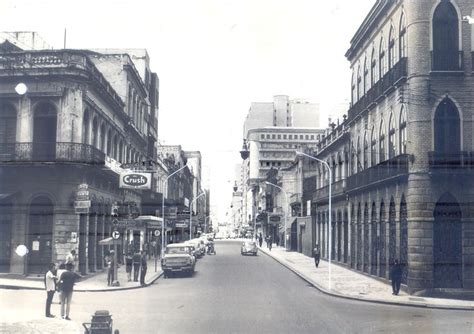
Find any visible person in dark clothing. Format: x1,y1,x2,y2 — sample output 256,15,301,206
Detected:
258,233,263,247
133,251,141,282
275,235,280,247
390,259,402,295
44,263,57,318
267,235,273,251
106,251,115,286
140,251,148,286
58,263,81,320
313,244,321,268
125,250,133,282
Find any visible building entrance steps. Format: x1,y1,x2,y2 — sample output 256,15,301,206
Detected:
0,257,162,292
258,245,474,310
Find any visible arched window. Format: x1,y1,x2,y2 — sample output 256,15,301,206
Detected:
379,120,386,162
432,1,460,71
379,38,386,79
363,57,368,94
388,25,396,69
356,137,361,172
399,13,407,59
82,109,90,145
106,129,112,155
434,98,460,154
128,85,133,115
371,47,377,86
351,72,356,105
357,67,362,101
388,113,396,158
99,123,106,152
371,126,377,166
399,107,407,154
92,117,98,148
363,132,368,169
0,104,17,145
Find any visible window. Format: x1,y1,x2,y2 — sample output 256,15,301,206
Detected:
432,1,460,71
434,98,460,154
278,134,281,139
379,38,386,79
388,113,396,158
399,107,407,154
363,132,368,169
357,68,362,100
300,135,303,140
371,126,377,166
363,57,369,93
0,104,17,145
356,137,361,172
399,13,407,59
310,135,314,140
272,134,276,139
305,135,309,140
388,25,396,69
283,134,287,139
266,134,270,139
379,120,386,162
351,72,356,105
371,47,377,86
261,134,265,139
289,134,292,140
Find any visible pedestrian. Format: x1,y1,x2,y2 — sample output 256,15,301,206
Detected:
258,233,263,247
58,263,81,320
313,244,321,268
133,250,141,282
140,250,148,286
390,259,402,295
151,240,157,258
55,263,67,304
65,249,76,272
125,249,133,282
268,235,273,251
275,234,280,247
44,263,57,318
106,250,115,286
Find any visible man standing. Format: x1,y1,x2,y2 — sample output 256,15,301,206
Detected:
44,263,56,318
258,233,263,248
390,259,402,295
65,249,76,271
132,250,141,282
106,250,115,286
313,244,321,268
140,251,147,286
58,263,81,320
268,235,273,251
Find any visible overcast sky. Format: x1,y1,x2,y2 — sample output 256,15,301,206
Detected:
1,0,375,222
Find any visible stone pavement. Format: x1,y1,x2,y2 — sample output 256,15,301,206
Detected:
0,257,162,292
259,245,474,310
0,317,82,334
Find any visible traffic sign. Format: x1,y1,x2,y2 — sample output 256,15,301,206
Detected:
154,230,161,237
112,231,120,240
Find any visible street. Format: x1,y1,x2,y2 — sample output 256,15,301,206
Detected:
1,241,473,334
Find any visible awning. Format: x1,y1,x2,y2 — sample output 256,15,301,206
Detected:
135,215,163,229
98,237,115,245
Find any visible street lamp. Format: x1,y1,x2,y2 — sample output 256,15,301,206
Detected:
295,150,333,290
161,164,189,256
190,192,206,240
265,181,288,250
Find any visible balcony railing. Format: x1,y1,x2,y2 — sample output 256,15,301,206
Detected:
428,151,472,170
313,179,346,202
348,57,407,121
0,142,105,164
431,50,463,72
346,154,410,191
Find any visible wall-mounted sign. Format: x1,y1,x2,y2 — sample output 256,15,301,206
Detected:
32,240,40,251
119,172,151,190
71,232,77,243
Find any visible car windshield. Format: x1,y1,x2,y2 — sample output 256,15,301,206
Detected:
165,247,189,254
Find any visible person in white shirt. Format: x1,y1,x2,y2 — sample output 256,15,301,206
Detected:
65,249,76,271
44,263,57,318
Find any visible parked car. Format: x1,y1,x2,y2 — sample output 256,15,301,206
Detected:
161,243,195,277
185,239,205,258
241,240,258,256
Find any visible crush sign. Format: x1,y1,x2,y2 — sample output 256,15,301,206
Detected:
119,172,151,189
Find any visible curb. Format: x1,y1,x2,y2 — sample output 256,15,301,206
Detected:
0,271,163,293
258,247,474,311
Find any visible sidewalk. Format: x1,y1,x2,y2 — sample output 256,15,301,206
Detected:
0,257,162,292
0,318,82,334
259,245,474,310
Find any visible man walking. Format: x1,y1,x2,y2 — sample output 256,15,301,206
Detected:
44,263,56,318
267,235,273,251
133,250,141,282
313,244,321,268
258,233,263,247
140,251,148,286
58,263,81,320
65,249,76,272
390,259,402,295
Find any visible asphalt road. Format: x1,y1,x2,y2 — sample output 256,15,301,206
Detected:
1,240,473,334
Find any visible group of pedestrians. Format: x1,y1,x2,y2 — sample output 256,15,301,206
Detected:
44,249,81,320
124,249,148,286
257,233,281,252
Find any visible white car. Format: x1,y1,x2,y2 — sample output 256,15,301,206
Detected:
161,243,196,277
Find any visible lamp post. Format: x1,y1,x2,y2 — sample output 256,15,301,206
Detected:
190,192,206,240
265,181,288,250
296,150,333,290
161,164,188,256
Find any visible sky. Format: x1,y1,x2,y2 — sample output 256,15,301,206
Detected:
1,0,375,222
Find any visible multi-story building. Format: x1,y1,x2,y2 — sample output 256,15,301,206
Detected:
0,35,159,275
298,0,474,294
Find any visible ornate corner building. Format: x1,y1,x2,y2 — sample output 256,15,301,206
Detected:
299,0,474,294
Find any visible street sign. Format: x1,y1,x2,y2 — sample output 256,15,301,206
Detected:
112,219,119,225
154,230,161,237
112,231,120,240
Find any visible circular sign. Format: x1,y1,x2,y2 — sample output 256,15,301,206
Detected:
112,219,119,225
112,231,120,240
154,230,161,237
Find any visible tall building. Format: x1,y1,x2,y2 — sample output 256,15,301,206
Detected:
297,0,474,294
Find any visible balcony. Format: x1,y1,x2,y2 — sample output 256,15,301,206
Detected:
313,179,346,202
346,154,410,192
428,151,472,170
431,50,463,72
0,142,105,165
348,57,407,121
